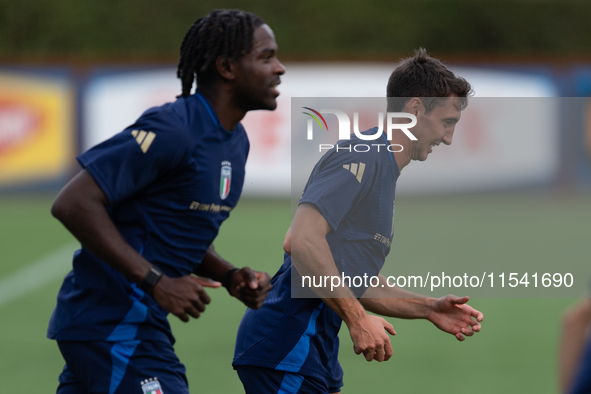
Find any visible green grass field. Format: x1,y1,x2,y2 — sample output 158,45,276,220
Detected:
0,193,588,393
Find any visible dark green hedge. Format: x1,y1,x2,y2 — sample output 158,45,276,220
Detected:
1,0,590,60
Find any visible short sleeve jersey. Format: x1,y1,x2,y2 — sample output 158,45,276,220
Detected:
233,129,400,383
47,92,249,345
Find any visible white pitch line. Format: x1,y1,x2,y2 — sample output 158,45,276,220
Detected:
0,243,78,308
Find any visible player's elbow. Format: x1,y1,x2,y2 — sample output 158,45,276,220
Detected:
51,170,108,224
283,243,291,256
283,237,292,256
282,227,292,255
289,232,317,262
51,193,73,223
51,187,88,225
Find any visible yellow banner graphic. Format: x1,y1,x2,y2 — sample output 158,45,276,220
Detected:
0,71,74,186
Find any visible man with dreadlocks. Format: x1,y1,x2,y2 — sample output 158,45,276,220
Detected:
47,9,284,394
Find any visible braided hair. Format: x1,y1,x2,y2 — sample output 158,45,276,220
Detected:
177,9,264,97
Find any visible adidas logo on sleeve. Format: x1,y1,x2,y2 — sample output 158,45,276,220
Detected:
342,162,366,182
131,130,156,153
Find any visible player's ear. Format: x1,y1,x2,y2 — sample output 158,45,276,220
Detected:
215,56,236,81
407,97,421,116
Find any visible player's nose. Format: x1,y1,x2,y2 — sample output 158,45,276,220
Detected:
442,129,454,145
274,59,286,75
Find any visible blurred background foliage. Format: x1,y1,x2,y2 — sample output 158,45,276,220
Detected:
1,0,591,61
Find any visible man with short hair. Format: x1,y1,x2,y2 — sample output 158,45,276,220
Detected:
233,48,483,394
48,9,284,394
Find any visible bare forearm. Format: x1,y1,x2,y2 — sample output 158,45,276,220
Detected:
294,237,395,362
291,203,396,360
292,229,365,325
296,229,365,322
361,275,434,319
193,244,235,282
361,296,435,319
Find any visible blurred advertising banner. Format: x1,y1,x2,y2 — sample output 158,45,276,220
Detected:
83,64,557,197
0,70,75,189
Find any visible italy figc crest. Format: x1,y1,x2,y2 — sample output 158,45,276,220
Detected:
220,161,232,200
141,377,163,394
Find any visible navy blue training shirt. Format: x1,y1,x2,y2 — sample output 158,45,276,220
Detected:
233,129,400,384
48,92,249,345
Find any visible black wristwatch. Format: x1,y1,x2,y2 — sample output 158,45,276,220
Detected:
140,265,163,295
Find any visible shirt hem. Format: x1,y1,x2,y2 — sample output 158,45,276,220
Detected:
48,330,173,345
232,357,330,381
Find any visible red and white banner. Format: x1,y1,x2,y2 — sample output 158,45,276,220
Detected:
83,64,558,196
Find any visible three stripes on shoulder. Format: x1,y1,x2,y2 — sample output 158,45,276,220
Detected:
131,130,156,153
343,163,366,182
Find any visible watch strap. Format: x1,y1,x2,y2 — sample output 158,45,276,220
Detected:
223,268,240,293
140,265,163,295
